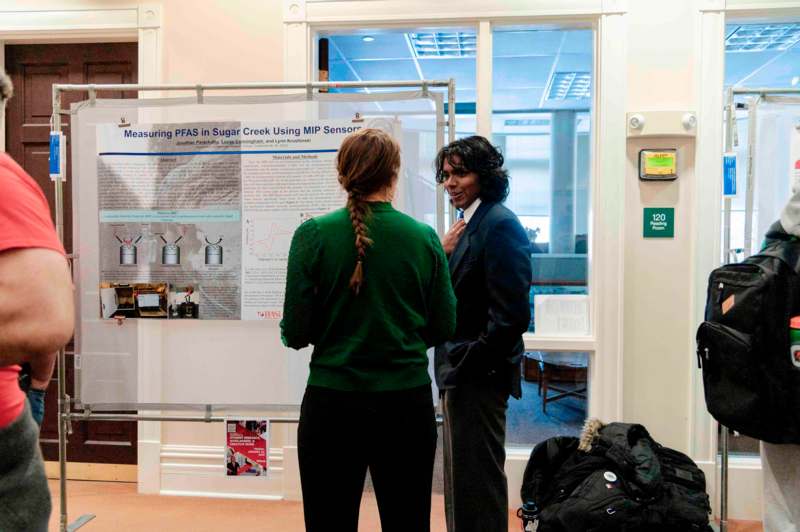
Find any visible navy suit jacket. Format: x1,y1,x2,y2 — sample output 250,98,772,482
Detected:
434,200,532,399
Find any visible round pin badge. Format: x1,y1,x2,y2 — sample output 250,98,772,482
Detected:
604,471,618,482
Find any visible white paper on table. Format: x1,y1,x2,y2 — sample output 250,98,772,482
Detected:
533,294,589,336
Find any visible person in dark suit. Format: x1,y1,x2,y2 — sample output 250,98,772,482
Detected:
434,136,532,532
226,451,240,476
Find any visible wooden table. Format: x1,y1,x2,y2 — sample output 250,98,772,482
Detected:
526,351,588,413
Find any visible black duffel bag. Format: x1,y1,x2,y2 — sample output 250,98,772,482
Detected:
518,420,712,532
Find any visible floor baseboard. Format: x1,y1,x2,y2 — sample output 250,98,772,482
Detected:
44,461,137,482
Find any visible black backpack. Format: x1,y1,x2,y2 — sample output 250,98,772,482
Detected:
519,422,712,532
696,221,800,443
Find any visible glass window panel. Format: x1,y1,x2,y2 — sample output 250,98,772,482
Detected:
507,351,590,447
493,27,593,448
321,27,477,229
492,28,593,340
320,26,592,449
321,28,477,127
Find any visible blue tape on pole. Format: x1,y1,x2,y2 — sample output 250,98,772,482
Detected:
49,131,60,178
723,153,737,197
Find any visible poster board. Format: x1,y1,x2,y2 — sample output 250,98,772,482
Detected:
70,91,446,409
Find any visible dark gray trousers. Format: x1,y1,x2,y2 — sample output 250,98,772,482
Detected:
442,380,509,532
0,402,51,532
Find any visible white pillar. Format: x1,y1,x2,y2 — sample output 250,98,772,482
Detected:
476,21,493,138
549,110,576,254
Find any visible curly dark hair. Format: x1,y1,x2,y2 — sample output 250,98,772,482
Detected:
434,135,509,203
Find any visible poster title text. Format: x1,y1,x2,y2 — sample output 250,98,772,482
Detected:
123,124,363,141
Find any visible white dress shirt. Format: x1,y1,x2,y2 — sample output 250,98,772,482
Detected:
462,198,482,225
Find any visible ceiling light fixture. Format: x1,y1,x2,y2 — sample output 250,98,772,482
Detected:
544,72,592,100
409,32,477,58
725,24,800,53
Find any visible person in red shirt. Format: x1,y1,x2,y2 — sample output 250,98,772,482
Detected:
0,69,74,531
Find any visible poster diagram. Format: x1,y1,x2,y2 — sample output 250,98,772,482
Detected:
244,216,296,260
225,419,269,477
96,118,398,320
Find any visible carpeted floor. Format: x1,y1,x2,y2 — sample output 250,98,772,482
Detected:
506,377,586,446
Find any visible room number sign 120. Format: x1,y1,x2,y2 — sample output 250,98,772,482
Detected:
643,208,674,238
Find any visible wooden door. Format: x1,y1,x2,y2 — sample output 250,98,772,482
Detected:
5,43,138,464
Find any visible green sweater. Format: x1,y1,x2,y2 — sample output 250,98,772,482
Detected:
281,202,456,392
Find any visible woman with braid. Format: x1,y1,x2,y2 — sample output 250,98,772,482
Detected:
281,128,456,532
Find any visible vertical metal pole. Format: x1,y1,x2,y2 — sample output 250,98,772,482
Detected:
743,97,759,259
435,94,445,237
447,78,455,144
52,85,69,532
720,426,729,532
719,87,734,532
447,78,457,227
53,86,94,532
723,88,733,261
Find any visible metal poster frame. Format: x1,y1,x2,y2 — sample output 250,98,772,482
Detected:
718,86,800,532
50,79,456,531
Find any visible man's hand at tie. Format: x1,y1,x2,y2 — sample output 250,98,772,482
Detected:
442,219,466,256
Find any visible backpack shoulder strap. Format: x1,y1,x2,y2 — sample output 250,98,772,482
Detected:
757,221,800,273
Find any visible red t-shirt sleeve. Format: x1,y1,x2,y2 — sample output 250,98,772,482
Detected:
0,153,65,255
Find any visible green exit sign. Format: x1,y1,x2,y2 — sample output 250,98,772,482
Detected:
643,208,674,238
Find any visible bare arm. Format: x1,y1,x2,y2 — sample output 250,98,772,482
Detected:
0,248,74,376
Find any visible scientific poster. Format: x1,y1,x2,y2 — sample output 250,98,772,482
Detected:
225,419,269,477
95,118,398,320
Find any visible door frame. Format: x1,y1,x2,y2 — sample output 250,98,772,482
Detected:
284,0,629,509
0,3,162,152
285,0,627,425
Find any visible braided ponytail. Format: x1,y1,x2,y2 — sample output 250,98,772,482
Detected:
346,195,374,295
336,128,401,295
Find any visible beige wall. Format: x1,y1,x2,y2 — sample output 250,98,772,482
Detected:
0,0,284,85
622,0,698,452
160,0,284,85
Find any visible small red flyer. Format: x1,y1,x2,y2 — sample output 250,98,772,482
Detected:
225,419,269,477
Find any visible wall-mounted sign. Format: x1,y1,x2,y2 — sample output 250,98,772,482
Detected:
643,207,674,238
639,149,677,180
225,419,269,477
723,152,737,196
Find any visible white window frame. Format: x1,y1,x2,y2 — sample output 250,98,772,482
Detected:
283,0,628,425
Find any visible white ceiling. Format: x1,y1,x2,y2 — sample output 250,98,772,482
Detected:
325,29,593,112
324,23,800,112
